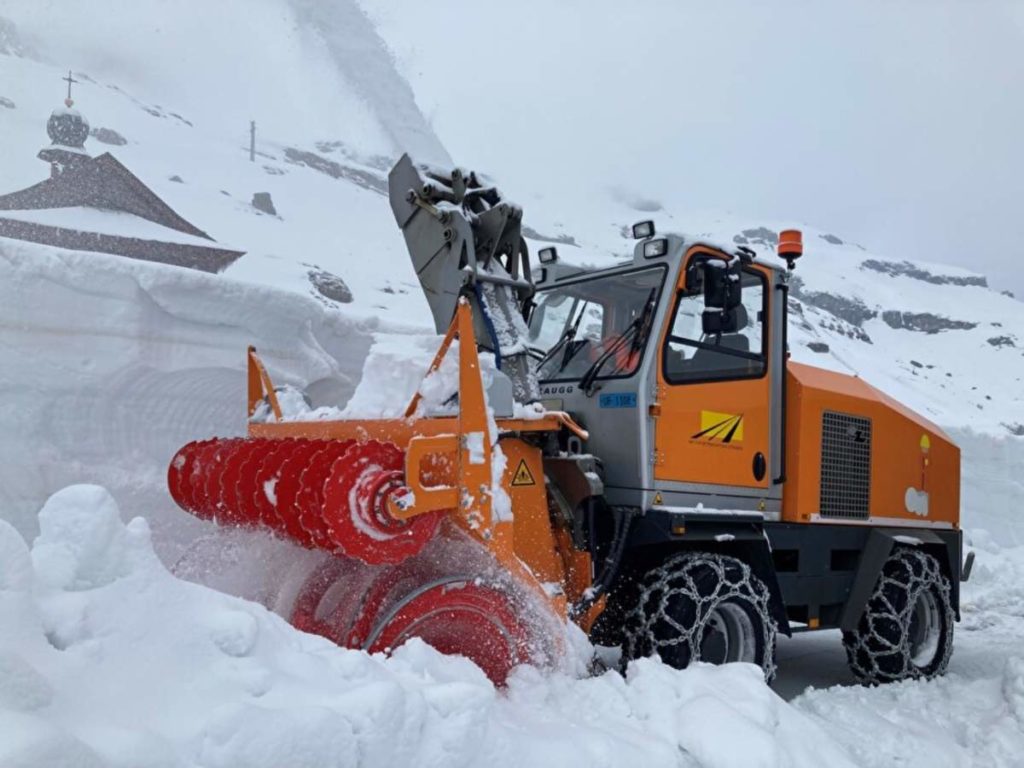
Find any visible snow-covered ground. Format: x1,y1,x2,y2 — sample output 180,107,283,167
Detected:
2,2,1024,766
2,485,1022,767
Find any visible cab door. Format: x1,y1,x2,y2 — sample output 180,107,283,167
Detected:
653,249,773,489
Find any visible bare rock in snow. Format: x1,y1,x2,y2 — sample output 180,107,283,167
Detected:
168,175,184,183
283,147,387,195
0,96,14,109
308,269,353,304
251,192,277,216
521,226,578,247
820,233,844,245
988,336,1016,348
862,259,988,288
733,227,778,247
790,276,877,329
882,311,977,333
90,126,127,145
808,342,830,353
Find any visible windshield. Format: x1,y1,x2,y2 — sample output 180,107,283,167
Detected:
527,266,665,383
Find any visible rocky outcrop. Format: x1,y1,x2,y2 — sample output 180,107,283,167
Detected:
817,316,871,343
0,96,14,109
789,275,877,329
283,148,387,195
987,336,1016,348
861,259,987,288
308,269,353,304
313,140,391,172
807,342,830,353
252,192,277,216
90,127,127,146
732,227,778,248
881,311,977,333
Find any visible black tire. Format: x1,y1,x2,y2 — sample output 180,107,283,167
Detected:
622,552,777,681
843,548,954,684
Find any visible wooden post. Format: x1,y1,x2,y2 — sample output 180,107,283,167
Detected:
249,120,256,162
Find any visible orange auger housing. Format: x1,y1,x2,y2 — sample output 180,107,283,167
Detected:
168,300,591,684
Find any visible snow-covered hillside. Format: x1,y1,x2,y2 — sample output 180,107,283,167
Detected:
2,3,1024,767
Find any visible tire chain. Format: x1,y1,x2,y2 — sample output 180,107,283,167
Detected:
623,552,777,681
843,547,954,684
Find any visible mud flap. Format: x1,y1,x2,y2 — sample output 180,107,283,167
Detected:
840,527,962,632
728,537,792,638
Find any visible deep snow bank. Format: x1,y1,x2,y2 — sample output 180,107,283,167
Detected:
794,530,1024,767
0,485,857,768
0,240,375,558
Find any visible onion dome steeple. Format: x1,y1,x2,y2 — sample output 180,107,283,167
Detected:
38,70,91,174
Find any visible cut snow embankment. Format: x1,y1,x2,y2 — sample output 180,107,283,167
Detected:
794,529,1024,767
0,485,858,768
0,240,377,560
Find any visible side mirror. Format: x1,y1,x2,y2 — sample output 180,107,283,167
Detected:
702,261,742,311
701,260,742,335
538,246,559,264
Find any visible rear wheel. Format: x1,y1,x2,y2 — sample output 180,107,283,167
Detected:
622,552,777,681
843,548,953,684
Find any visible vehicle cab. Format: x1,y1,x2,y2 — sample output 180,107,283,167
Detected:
528,224,788,520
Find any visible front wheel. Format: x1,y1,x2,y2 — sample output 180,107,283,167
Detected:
622,552,777,681
843,547,954,684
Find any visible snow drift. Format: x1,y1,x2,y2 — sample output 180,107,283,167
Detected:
0,239,375,559
0,485,858,768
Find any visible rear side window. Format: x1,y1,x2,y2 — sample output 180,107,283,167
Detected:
663,268,767,384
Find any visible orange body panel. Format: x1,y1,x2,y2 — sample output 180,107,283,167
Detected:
782,362,960,527
654,377,772,488
499,439,565,588
246,300,579,624
653,252,773,489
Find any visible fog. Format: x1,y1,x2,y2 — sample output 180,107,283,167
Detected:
367,0,1024,296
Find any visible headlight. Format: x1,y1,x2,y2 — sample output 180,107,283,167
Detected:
643,238,668,259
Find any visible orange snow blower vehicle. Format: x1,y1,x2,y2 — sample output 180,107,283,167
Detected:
169,155,967,685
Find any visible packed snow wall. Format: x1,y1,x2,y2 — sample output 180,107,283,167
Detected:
952,428,1024,547
0,240,374,560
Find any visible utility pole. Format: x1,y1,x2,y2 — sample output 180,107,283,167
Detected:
249,120,256,162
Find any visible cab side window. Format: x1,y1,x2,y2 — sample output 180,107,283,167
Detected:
664,269,767,383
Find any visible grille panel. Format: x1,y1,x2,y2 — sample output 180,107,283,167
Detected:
819,411,872,519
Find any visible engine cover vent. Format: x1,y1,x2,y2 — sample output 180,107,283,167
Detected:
819,411,872,519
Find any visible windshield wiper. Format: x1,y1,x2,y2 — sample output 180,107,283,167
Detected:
535,300,589,375
579,288,657,394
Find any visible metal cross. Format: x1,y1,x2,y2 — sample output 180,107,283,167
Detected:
63,70,78,100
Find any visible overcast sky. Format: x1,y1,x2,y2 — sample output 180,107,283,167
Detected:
367,0,1024,296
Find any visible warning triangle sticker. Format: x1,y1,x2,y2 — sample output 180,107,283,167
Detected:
511,459,536,487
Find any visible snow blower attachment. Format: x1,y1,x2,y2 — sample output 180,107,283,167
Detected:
169,299,593,684
170,155,965,687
